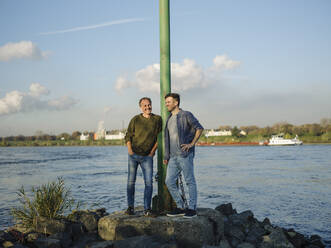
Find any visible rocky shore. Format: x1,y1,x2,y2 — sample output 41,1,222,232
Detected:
0,203,326,248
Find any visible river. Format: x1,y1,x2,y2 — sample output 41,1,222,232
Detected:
0,145,330,245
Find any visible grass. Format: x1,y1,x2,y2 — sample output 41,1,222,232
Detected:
11,177,78,229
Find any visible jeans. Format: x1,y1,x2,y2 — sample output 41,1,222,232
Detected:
165,153,197,210
127,154,153,210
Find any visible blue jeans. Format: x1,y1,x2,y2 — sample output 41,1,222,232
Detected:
165,153,197,210
127,154,153,210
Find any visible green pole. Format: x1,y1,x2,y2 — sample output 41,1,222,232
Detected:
153,0,172,213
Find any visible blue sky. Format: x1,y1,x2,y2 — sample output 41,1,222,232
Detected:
1,0,330,136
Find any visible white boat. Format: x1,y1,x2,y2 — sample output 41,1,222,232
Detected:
268,134,303,146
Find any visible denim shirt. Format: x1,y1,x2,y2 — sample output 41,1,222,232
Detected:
164,109,204,160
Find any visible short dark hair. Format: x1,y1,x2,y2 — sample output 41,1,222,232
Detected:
165,93,180,106
139,97,152,106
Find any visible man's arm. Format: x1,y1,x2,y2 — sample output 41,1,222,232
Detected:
126,141,134,155
181,128,203,152
149,142,158,157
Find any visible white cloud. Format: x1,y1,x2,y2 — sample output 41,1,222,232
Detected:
39,18,144,35
0,41,49,62
212,55,241,70
29,83,50,97
0,83,78,116
115,55,240,93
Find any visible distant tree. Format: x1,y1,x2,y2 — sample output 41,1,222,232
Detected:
309,124,323,136
232,126,240,137
240,125,260,135
71,131,81,140
57,133,71,141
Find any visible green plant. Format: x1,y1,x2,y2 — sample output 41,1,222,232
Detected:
11,177,78,229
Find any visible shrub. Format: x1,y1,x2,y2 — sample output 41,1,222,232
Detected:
11,177,78,229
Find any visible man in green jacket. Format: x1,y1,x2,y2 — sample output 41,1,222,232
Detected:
124,97,162,216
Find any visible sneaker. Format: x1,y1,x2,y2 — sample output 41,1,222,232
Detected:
144,209,152,217
183,209,197,218
166,208,186,217
125,206,134,215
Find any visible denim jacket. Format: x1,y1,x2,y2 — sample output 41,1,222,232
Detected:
164,109,204,160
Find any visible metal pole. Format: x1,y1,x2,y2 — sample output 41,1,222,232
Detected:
153,0,172,213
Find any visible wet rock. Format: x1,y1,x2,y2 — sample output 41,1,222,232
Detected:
26,232,42,243
245,224,267,245
98,208,224,248
215,203,237,216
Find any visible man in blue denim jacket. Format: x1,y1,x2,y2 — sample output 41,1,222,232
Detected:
163,93,204,218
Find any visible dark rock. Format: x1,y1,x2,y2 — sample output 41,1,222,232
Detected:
113,235,177,248
26,232,43,243
34,237,61,248
260,227,294,248
49,232,72,248
68,210,102,232
308,235,325,248
236,242,255,248
215,203,237,216
34,217,66,235
86,240,115,248
66,222,84,241
285,230,307,248
229,210,254,227
245,224,266,245
219,239,231,248
262,218,271,227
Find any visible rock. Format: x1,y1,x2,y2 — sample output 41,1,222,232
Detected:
284,230,307,248
34,217,66,235
215,203,237,216
2,240,14,248
260,227,294,248
26,232,42,243
219,239,231,248
34,237,61,248
48,232,72,248
308,235,325,248
68,210,102,232
229,210,254,227
236,242,255,248
98,208,224,248
112,235,177,248
86,240,115,248
245,224,267,244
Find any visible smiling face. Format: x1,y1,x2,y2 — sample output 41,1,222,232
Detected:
140,99,152,116
165,96,178,112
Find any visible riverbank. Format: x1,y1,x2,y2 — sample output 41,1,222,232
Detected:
0,203,327,248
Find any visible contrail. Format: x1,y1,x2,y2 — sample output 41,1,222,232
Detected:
39,18,144,35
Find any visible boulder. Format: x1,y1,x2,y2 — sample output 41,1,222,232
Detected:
34,237,61,248
98,208,224,248
260,227,294,248
68,209,106,233
236,242,255,248
215,203,237,216
112,235,178,248
34,217,67,235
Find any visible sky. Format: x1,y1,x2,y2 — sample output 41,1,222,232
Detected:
1,0,331,136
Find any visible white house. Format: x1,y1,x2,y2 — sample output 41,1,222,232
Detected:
105,131,125,140
80,133,89,141
205,129,232,137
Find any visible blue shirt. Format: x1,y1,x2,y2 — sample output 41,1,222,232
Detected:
164,109,204,160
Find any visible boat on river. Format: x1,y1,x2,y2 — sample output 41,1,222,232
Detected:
268,134,303,146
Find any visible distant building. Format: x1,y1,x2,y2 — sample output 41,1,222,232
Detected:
80,133,90,141
240,130,247,136
205,129,232,137
105,131,125,140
